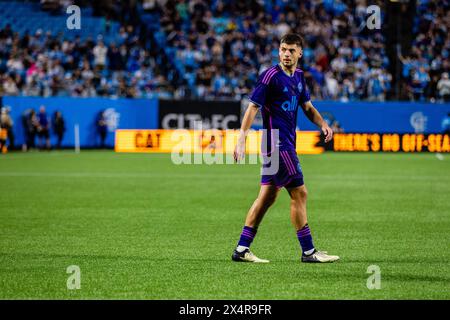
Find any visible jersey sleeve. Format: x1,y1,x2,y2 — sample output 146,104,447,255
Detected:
249,72,270,108
299,74,311,104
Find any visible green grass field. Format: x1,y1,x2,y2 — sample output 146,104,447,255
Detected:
0,151,449,299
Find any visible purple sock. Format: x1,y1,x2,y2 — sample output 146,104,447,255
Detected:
237,226,257,248
297,224,315,255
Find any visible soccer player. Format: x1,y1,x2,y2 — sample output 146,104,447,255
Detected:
232,33,340,263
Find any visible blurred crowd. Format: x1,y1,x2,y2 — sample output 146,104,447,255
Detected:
0,23,171,99
398,0,450,102
160,0,393,101
0,0,449,102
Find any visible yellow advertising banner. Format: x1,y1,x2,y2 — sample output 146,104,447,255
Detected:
332,133,450,152
115,129,324,154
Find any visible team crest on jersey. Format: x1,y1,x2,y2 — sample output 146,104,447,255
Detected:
297,82,303,93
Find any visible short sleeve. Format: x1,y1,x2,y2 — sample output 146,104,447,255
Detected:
249,74,269,108
299,74,311,104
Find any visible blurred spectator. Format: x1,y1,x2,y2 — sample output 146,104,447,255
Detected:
437,73,450,102
367,70,386,102
97,110,108,148
93,38,108,70
325,72,339,100
22,109,39,151
37,105,51,150
52,111,66,149
411,67,431,101
0,106,14,150
2,76,19,96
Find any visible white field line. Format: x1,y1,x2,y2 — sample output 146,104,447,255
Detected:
0,171,447,181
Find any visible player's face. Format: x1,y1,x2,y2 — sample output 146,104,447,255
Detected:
279,43,303,68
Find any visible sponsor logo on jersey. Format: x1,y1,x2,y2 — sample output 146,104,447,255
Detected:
281,96,298,112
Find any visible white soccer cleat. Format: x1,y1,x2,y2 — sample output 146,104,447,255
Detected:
232,249,270,263
301,250,340,263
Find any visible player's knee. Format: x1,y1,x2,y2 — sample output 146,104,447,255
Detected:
294,186,308,200
300,187,308,198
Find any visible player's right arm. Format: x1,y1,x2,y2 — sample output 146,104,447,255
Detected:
234,67,271,162
233,102,259,162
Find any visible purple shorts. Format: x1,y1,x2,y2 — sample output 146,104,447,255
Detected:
261,149,304,189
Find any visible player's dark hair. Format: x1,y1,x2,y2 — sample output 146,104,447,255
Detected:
280,33,304,49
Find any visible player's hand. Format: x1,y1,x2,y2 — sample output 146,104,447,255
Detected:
321,124,333,143
233,140,245,163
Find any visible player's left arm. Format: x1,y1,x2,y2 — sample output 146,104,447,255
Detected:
300,100,333,143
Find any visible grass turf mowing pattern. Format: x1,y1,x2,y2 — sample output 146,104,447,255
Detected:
0,151,449,299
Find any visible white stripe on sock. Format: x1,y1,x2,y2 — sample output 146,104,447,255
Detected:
236,245,249,253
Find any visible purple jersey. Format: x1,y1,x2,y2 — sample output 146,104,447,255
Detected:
249,64,311,152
